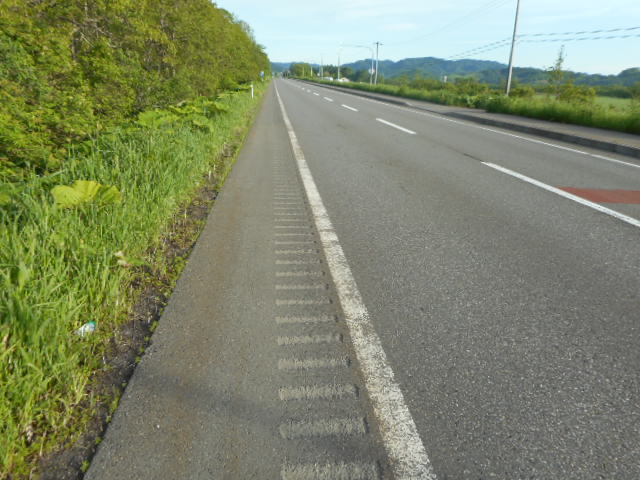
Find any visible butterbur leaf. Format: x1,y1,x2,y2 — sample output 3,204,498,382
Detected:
51,180,121,208
96,185,122,205
51,185,86,208
70,180,102,201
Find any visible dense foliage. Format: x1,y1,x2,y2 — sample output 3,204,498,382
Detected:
0,0,270,176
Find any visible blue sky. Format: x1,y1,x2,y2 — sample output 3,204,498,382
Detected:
215,0,640,75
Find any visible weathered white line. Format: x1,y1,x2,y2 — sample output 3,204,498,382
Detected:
323,97,334,102
376,118,416,135
341,104,358,112
275,249,319,254
275,272,324,279
278,383,357,401
313,92,320,96
281,461,379,480
278,356,349,370
274,241,316,245
275,314,335,323
276,84,435,479
276,298,330,306
275,284,326,290
276,259,322,265
277,333,342,345
483,162,640,228
279,417,365,439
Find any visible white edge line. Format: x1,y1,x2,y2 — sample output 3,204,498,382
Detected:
376,118,416,135
341,104,358,112
483,162,640,228
275,82,436,479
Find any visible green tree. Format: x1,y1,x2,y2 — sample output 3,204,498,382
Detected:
547,45,566,98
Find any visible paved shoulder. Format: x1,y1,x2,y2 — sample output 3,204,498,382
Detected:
86,84,389,479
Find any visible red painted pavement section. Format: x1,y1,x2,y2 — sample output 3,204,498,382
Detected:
559,188,640,204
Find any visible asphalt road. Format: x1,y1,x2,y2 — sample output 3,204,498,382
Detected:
87,80,639,479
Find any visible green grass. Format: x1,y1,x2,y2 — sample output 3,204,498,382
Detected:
0,82,267,478
594,96,633,110
534,93,632,111
311,79,640,134
480,95,640,133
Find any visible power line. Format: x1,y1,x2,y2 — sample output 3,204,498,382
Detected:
520,33,640,43
519,25,640,38
445,26,640,61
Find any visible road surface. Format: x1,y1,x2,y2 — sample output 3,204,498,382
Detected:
87,79,640,479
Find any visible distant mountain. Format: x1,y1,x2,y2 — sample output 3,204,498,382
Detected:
344,57,506,79
270,62,292,73
348,58,640,87
273,57,640,87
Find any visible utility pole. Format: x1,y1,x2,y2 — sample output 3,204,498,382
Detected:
505,0,521,96
374,42,382,85
320,56,324,78
369,53,374,85
338,48,341,81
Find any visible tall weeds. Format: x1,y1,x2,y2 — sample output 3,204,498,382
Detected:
0,84,265,477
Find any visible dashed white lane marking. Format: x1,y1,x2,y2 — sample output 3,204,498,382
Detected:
275,314,335,324
341,104,358,112
279,383,357,401
323,97,334,102
279,417,366,439
276,84,436,480
307,81,640,170
281,461,380,480
313,92,320,96
483,162,640,228
277,334,342,345
278,356,350,370
376,118,416,135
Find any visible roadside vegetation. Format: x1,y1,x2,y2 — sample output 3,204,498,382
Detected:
1,1,269,477
308,77,640,135
292,50,640,135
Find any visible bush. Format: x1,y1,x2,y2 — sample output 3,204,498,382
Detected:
0,0,270,176
558,84,596,104
510,85,536,98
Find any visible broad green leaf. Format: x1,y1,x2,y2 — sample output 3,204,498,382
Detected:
51,180,121,208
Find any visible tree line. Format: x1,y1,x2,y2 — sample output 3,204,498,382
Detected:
0,0,270,175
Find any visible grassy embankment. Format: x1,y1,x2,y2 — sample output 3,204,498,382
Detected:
0,82,268,478
311,79,640,134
